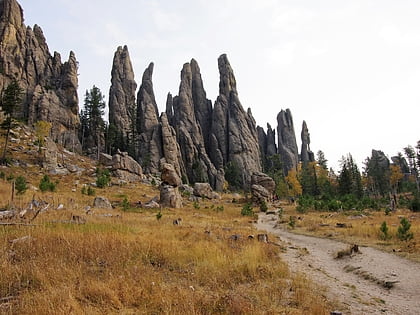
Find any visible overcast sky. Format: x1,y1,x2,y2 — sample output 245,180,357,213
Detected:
19,0,420,171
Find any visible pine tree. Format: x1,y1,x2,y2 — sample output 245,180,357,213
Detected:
0,80,22,164
81,86,106,158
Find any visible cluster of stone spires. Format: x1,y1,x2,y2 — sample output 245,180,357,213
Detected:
108,46,315,189
0,0,315,190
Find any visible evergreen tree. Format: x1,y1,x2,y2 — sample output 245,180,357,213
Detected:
338,154,363,197
80,86,106,159
0,80,22,164
316,150,328,170
404,145,419,192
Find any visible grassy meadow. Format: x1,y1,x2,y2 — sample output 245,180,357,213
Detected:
0,171,332,315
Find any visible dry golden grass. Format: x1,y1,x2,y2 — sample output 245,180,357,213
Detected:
280,203,420,262
0,125,334,314
0,170,331,314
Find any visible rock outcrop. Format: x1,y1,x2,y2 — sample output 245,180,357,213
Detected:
170,61,220,187
210,54,261,188
111,150,143,182
251,172,276,194
277,109,298,174
193,182,220,200
160,185,182,208
160,163,181,187
300,120,315,163
108,46,137,140
136,63,162,173
0,0,81,151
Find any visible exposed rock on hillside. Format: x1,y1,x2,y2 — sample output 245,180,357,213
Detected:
111,150,143,182
108,45,137,139
0,0,81,151
277,109,298,174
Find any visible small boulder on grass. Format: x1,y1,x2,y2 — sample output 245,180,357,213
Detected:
93,196,112,209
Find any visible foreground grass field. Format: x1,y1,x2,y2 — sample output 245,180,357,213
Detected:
0,175,333,314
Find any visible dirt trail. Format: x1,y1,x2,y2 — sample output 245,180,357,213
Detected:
256,213,420,315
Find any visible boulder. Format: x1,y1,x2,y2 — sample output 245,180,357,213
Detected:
161,163,181,187
251,184,270,204
111,151,143,181
160,185,182,208
251,172,275,194
99,153,113,166
93,196,113,209
143,199,160,209
193,182,218,199
113,169,142,183
42,139,58,170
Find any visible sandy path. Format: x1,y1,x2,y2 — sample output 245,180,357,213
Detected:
256,212,420,315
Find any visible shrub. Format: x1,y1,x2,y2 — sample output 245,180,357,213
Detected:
39,175,56,192
409,195,420,212
121,197,130,211
156,211,162,220
0,171,5,179
288,216,296,229
15,176,27,195
379,221,391,240
81,186,87,195
6,174,14,181
96,168,111,188
193,201,200,210
241,203,254,216
259,200,268,212
87,186,96,196
215,205,224,212
397,218,414,241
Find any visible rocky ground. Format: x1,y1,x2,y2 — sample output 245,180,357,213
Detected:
257,212,420,315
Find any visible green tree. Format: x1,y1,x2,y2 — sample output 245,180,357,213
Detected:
0,80,22,164
80,86,106,159
397,217,414,241
15,176,27,195
225,161,242,190
316,150,328,170
404,145,419,192
338,154,363,197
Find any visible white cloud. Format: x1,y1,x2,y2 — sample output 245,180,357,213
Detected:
379,24,420,48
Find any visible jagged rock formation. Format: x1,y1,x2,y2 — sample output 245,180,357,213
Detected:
170,61,221,188
391,155,410,174
257,123,277,171
210,54,262,188
108,45,137,139
251,172,275,205
0,0,81,151
300,121,315,163
277,109,298,174
136,63,162,173
160,112,185,179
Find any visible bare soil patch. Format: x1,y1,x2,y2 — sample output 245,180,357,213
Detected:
257,212,420,314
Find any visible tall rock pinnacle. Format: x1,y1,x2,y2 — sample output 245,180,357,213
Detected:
171,61,221,188
211,54,262,188
300,120,314,163
136,63,162,173
109,45,137,139
277,109,299,174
